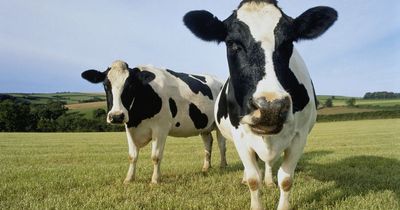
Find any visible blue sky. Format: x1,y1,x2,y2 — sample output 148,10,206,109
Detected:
0,0,399,96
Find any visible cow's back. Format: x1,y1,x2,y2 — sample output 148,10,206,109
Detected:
136,65,223,137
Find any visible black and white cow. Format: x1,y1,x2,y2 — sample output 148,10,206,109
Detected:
184,1,337,209
81,60,227,184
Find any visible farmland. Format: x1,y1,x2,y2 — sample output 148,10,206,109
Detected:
1,119,399,209
5,93,400,119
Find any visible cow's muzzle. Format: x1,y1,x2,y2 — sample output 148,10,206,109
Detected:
107,113,126,124
243,96,291,135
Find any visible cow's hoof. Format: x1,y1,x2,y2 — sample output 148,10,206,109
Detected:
241,179,247,185
123,179,132,185
150,180,160,185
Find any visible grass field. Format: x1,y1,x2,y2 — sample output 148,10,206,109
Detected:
9,93,105,105
317,96,400,108
1,119,399,209
66,102,107,118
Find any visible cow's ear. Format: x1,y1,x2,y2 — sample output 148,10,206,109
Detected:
293,6,338,41
81,70,105,84
183,10,227,43
137,70,156,85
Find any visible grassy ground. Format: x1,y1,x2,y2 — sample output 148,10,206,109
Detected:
1,119,399,210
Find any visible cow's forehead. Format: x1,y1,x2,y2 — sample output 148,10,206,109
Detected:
236,2,282,51
107,60,129,86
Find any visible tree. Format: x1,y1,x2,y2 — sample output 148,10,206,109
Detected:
0,100,34,131
324,98,333,108
33,100,68,121
93,108,107,119
31,100,68,132
346,98,356,107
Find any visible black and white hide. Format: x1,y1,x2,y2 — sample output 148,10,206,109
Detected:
184,0,337,209
82,60,227,184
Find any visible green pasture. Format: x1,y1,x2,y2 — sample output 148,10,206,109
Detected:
1,119,399,209
317,96,400,108
9,93,105,105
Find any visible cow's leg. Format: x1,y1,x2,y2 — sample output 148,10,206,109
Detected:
234,139,263,210
264,155,280,188
124,129,139,184
201,133,213,172
264,161,276,188
150,131,167,184
216,129,227,168
277,134,307,210
242,170,247,184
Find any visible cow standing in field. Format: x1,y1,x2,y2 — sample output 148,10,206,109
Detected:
184,0,337,209
81,60,227,184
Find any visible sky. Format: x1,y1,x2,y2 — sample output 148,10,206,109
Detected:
0,0,399,97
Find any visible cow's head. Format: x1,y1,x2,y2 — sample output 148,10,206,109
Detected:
81,60,155,124
184,0,337,135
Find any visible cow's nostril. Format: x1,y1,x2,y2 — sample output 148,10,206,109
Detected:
108,113,125,124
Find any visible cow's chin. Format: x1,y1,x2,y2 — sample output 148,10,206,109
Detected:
248,123,283,135
240,115,285,136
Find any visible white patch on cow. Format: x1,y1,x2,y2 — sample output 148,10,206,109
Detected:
237,2,288,101
107,60,130,123
237,2,281,52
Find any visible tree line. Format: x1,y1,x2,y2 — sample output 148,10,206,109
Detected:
0,97,123,132
364,91,400,99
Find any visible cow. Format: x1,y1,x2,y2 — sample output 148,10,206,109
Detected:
183,0,337,209
81,60,227,184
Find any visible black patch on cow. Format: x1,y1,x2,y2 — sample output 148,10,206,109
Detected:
166,69,213,100
189,103,208,129
169,98,177,118
175,122,181,127
102,68,113,112
273,17,310,113
217,79,229,124
120,69,162,128
103,78,113,112
191,75,207,83
222,14,267,127
311,80,318,109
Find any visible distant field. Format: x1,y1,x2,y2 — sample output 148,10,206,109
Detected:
66,101,106,110
66,102,107,118
1,119,399,210
5,93,400,119
317,106,375,115
317,96,400,107
9,92,105,104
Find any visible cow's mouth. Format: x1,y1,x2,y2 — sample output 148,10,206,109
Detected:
249,123,283,135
